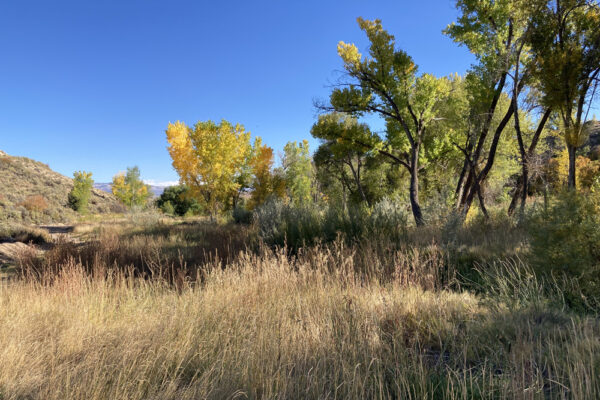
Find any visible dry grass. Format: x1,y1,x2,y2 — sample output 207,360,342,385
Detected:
0,224,599,399
1,220,599,399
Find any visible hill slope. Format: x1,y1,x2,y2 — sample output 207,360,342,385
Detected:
0,150,123,223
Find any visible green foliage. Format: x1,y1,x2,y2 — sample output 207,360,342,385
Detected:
282,140,315,205
253,197,409,251
327,18,453,225
232,205,253,225
155,185,201,216
68,171,94,213
528,191,600,311
111,166,152,209
311,113,377,205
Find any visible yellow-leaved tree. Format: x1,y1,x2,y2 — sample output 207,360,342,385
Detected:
165,120,252,218
248,137,278,209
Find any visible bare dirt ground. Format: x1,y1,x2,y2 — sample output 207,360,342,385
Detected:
0,241,33,265
0,224,77,279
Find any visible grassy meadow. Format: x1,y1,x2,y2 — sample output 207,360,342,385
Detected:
1,203,599,400
2,2,600,398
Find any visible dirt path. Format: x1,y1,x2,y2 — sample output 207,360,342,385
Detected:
0,224,76,271
37,224,77,241
0,241,34,265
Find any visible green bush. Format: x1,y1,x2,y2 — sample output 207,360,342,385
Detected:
155,185,201,216
232,206,253,224
528,191,600,312
254,200,322,250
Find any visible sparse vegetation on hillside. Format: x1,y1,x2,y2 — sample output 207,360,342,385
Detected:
0,150,122,224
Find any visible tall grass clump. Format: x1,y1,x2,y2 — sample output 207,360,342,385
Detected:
254,197,409,251
2,245,600,399
14,221,253,284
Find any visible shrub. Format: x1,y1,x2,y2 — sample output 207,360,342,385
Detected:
160,200,175,216
366,197,409,241
18,195,48,213
155,185,201,216
528,191,600,312
254,199,323,249
232,206,252,224
68,171,94,213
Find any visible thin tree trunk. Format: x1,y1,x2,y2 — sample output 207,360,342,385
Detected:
477,185,489,218
409,144,424,226
508,109,551,216
567,143,577,188
455,73,509,213
454,156,470,209
461,99,516,217
507,181,521,216
347,154,369,206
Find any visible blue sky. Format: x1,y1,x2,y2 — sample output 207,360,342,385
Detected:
0,0,475,183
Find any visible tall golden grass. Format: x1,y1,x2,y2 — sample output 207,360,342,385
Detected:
1,223,599,399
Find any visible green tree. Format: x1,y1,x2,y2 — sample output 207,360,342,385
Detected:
283,140,315,206
321,18,451,225
529,0,600,189
68,171,94,213
111,166,152,208
444,0,558,217
311,113,375,206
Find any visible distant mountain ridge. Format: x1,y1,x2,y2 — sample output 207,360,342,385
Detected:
0,150,123,223
94,182,174,197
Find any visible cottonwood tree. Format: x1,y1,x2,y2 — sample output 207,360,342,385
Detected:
282,140,314,206
68,171,94,213
111,166,151,208
248,137,282,209
311,113,375,206
165,120,252,218
319,18,451,225
529,0,600,189
445,0,557,217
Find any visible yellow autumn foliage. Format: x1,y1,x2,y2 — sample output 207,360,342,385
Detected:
165,120,252,216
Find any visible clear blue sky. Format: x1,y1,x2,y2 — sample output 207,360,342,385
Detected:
0,0,475,183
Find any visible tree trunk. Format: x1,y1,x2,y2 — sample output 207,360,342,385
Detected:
507,181,521,216
508,108,552,216
461,100,516,218
567,143,577,189
409,145,424,226
520,164,528,213
454,157,469,209
348,155,369,206
477,185,489,218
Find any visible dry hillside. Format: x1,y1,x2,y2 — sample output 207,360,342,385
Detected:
0,150,123,223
